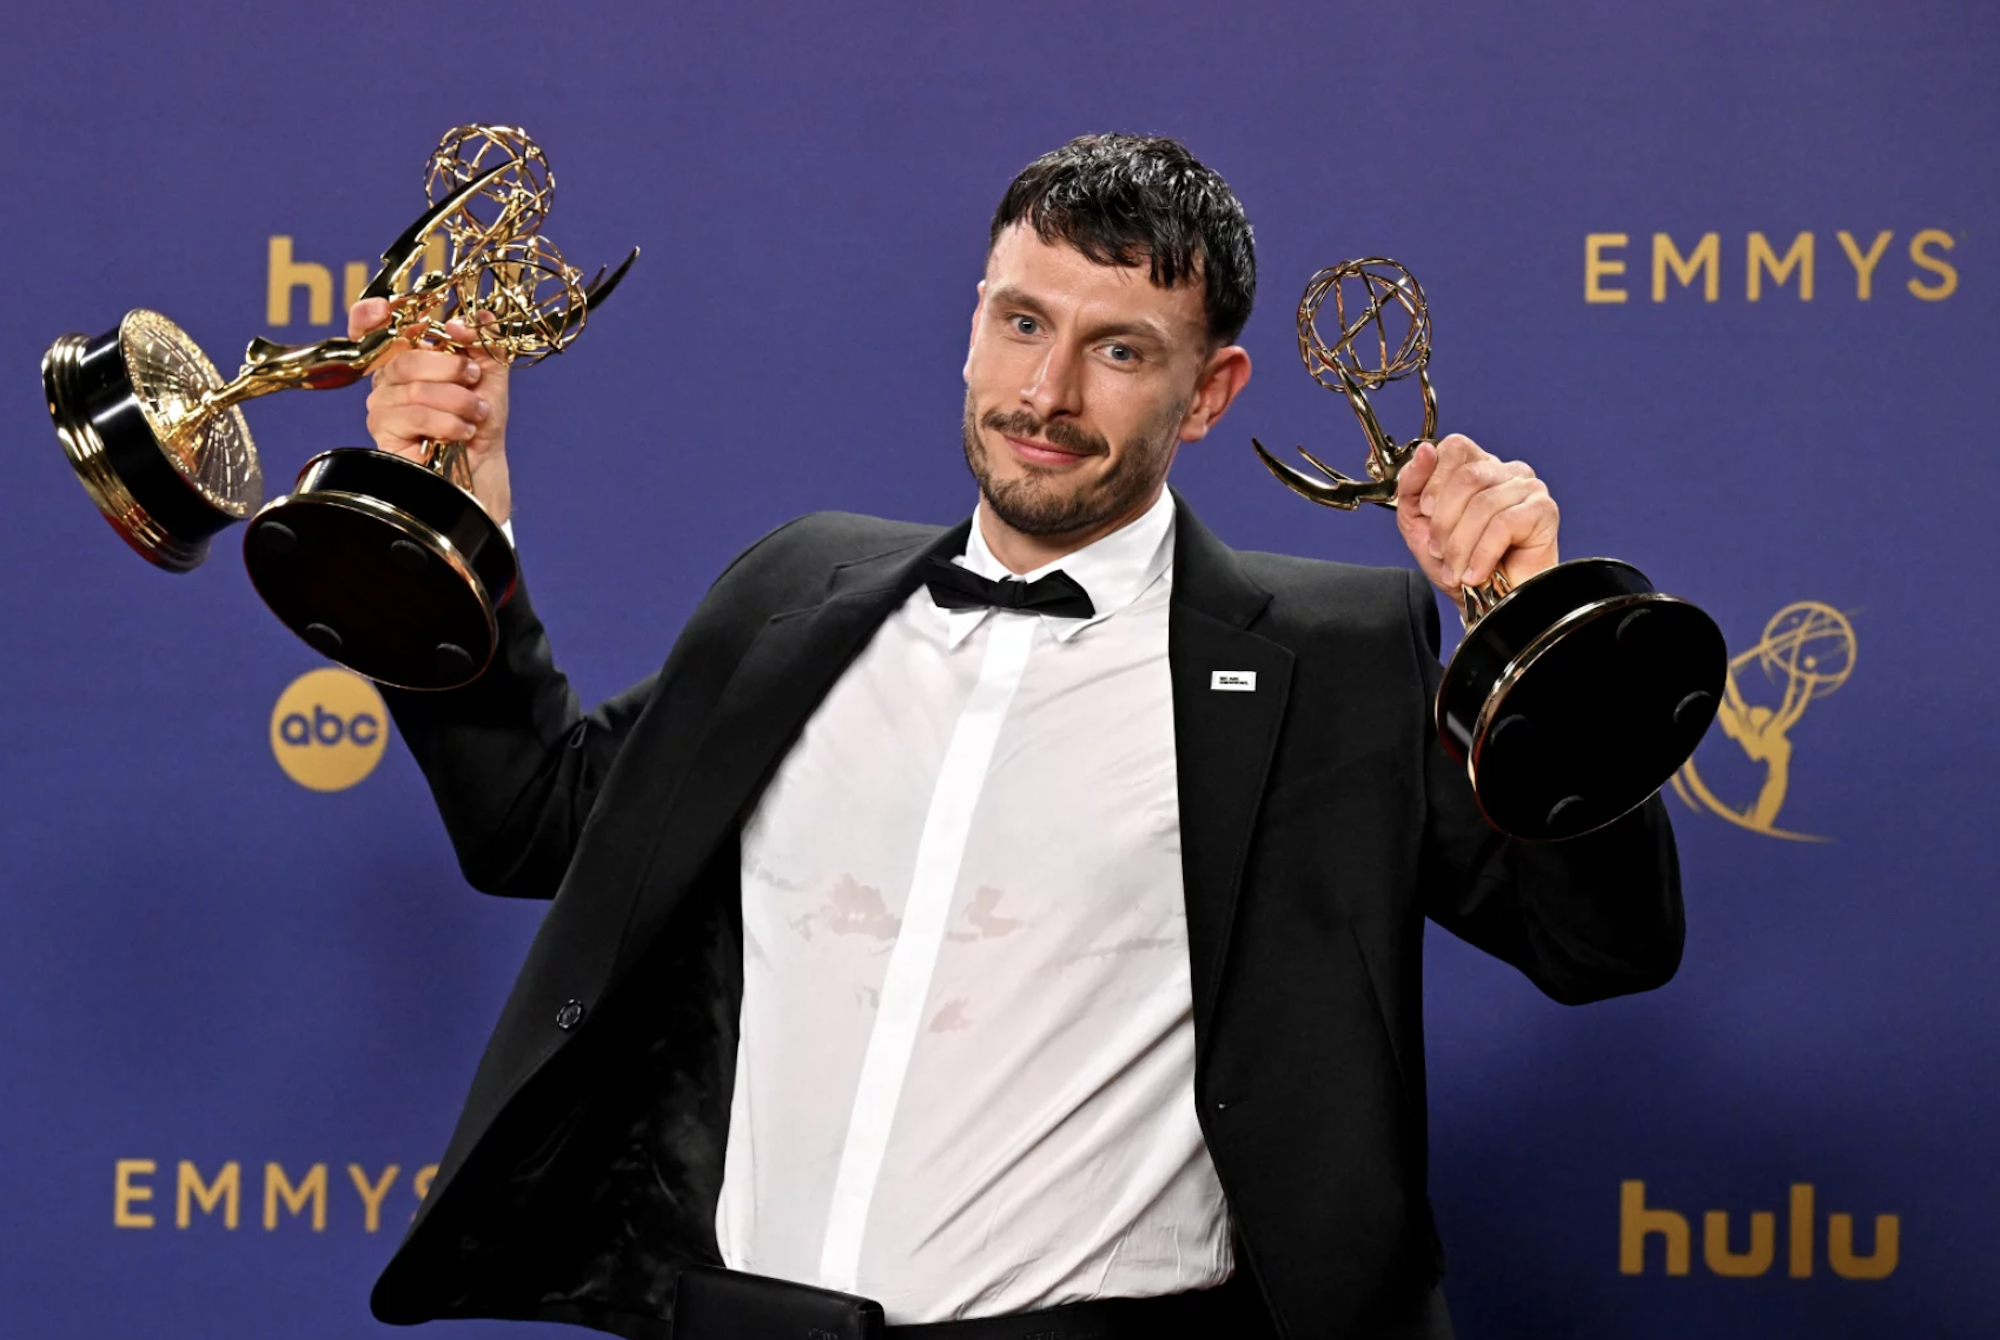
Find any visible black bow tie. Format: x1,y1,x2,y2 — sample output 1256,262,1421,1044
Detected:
923,556,1096,619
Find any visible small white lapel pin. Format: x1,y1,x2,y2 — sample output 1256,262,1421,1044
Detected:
1210,670,1257,692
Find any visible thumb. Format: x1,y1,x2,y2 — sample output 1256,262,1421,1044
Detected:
1394,442,1437,526
347,297,392,340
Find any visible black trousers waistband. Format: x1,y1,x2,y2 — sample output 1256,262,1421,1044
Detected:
886,1270,1271,1339
669,1264,1273,1340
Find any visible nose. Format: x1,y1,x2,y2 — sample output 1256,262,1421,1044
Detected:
1022,340,1083,422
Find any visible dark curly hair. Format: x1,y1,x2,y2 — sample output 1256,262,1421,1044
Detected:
989,133,1257,346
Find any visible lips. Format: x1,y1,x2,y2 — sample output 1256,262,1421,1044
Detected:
1002,433,1093,467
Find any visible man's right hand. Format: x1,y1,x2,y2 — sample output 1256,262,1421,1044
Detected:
349,298,514,525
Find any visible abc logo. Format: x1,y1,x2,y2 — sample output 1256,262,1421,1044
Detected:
270,668,389,792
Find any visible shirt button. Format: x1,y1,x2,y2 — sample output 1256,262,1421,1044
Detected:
555,1000,587,1030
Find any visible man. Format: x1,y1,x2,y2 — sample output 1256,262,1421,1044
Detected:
351,134,1682,1339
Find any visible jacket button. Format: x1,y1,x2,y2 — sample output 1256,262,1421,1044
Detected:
555,1000,586,1030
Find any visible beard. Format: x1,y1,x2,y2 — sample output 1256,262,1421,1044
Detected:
960,394,1186,538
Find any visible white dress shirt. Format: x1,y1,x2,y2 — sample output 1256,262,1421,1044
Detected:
717,488,1232,1323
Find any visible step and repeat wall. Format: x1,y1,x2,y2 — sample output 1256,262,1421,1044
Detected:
2,3,1991,1336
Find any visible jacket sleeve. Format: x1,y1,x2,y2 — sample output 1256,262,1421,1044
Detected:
1406,571,1687,1004
380,519,807,900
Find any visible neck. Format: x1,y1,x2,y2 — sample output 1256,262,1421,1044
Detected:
976,484,1167,575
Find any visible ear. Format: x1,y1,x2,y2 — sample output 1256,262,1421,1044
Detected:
1177,345,1253,443
963,279,987,384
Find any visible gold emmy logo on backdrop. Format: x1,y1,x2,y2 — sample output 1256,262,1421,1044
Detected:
1669,601,1856,840
270,668,389,792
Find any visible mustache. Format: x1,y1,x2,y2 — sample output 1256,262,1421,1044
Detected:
981,409,1108,457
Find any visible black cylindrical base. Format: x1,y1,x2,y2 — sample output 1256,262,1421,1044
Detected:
1438,558,1726,841
43,323,243,571
244,449,518,691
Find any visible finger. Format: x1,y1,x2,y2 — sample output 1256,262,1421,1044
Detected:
1396,441,1438,506
1440,476,1543,578
347,297,392,340
367,403,483,449
1394,443,1441,554
373,347,482,390
1458,497,1556,588
1416,433,1484,517
445,317,508,373
370,379,488,422
1426,457,1532,558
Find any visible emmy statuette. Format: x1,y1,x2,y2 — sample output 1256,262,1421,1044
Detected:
43,125,636,689
1253,259,1726,840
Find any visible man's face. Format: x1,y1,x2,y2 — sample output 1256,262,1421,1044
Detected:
962,224,1227,542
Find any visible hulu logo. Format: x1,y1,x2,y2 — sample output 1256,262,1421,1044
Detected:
266,233,449,327
1621,1181,1898,1280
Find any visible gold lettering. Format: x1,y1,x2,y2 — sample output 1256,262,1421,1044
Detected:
1828,1212,1900,1279
176,1160,241,1229
263,1161,328,1231
411,1163,439,1221
343,262,371,315
1702,1209,1775,1276
266,236,334,327
1747,231,1814,301
1789,1183,1815,1278
1585,233,1630,303
1908,228,1958,300
1620,1180,1690,1275
1835,230,1893,299
114,1158,156,1229
1652,233,1720,302
348,1163,401,1233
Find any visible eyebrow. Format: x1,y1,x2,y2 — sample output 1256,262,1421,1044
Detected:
985,284,1174,347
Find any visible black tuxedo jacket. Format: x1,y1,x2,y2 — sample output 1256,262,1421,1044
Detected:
368,497,1683,1339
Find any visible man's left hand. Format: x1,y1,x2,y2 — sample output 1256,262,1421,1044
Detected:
1394,433,1560,612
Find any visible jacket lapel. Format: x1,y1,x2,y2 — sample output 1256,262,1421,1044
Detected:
609,518,973,981
1169,497,1294,1039
606,495,1293,1037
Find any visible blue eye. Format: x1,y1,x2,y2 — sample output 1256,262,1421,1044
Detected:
1105,344,1136,363
1011,315,1039,335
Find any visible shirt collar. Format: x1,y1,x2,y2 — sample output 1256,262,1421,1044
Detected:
934,488,1177,647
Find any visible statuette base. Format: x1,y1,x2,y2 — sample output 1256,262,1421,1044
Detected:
244,449,516,691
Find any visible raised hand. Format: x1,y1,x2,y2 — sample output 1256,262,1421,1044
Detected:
348,298,514,524
1394,433,1560,612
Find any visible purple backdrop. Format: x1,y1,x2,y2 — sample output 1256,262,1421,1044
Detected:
2,2,1993,1336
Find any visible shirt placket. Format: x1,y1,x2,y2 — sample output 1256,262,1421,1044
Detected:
816,610,1039,1294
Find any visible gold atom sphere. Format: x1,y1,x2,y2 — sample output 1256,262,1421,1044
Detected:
1757,601,1856,697
1298,257,1432,395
